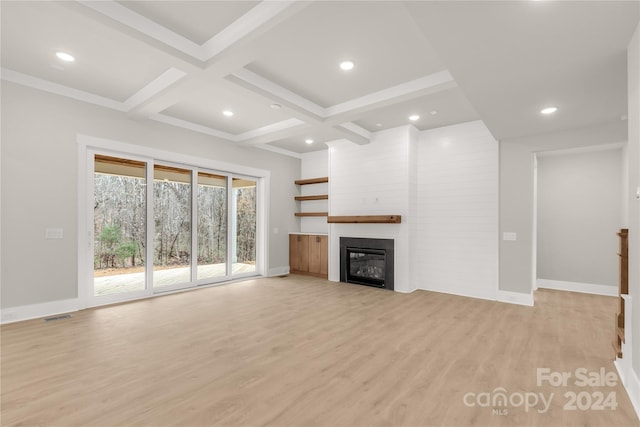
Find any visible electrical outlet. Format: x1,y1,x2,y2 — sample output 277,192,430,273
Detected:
45,228,63,239
503,232,517,241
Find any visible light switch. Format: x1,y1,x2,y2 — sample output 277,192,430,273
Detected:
45,228,63,239
503,232,517,241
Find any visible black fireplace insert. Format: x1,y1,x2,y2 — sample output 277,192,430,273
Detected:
340,237,394,290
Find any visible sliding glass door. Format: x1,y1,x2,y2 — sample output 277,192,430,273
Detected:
93,154,147,298
89,151,260,305
197,172,228,280
232,177,257,276
153,164,192,290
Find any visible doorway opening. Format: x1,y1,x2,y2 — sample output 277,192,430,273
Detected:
534,145,624,296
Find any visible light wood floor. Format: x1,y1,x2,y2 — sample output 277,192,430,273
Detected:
1,276,638,426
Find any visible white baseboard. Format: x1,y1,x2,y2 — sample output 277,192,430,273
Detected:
497,290,534,306
537,279,618,297
1,298,79,324
628,369,640,422
394,287,417,294
268,266,290,277
614,294,640,421
615,360,640,422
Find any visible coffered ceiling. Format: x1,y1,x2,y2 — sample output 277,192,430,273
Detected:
1,1,638,157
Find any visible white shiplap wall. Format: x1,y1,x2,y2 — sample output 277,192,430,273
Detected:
322,121,498,297
415,120,499,300
329,129,410,216
327,129,413,292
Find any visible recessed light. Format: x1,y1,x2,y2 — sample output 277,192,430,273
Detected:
430,110,439,116
305,139,314,144
56,52,75,62
409,114,420,121
339,61,354,71
222,110,234,117
540,106,558,115
375,123,383,128
270,103,281,110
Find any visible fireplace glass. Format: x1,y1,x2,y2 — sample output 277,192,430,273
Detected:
340,237,394,290
347,248,386,287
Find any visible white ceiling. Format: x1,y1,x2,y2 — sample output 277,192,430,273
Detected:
1,1,638,157
117,1,261,45
244,1,447,107
406,1,638,140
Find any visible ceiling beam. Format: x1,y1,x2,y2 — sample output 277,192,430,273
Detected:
73,0,317,131
226,71,372,146
323,71,457,126
228,68,326,119
48,1,461,152
125,68,189,118
236,119,307,142
75,0,312,63
202,1,312,65
337,123,371,143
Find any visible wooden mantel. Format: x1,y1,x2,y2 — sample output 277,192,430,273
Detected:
327,215,402,224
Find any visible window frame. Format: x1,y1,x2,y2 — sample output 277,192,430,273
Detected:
77,134,270,309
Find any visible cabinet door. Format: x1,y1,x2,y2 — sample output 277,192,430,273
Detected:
290,234,309,272
308,235,328,276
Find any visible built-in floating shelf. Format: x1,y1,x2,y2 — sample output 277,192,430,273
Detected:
327,215,402,224
295,177,329,218
295,194,329,201
295,177,329,185
295,212,329,217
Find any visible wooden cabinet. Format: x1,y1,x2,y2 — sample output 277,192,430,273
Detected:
308,234,328,276
291,176,328,277
613,228,628,358
289,234,328,278
289,234,309,273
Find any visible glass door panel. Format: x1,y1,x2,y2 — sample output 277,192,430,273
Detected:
197,172,228,280
153,164,192,288
93,155,147,296
90,151,262,305
232,177,257,275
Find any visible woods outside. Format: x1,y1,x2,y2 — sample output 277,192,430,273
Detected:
93,164,257,293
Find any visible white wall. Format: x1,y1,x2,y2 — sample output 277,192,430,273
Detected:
329,128,411,217
626,20,640,397
0,82,300,310
622,143,629,226
415,121,499,300
326,122,499,298
615,20,640,420
499,121,627,296
299,150,328,234
327,128,412,292
536,148,622,288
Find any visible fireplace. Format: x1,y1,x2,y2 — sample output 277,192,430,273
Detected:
340,237,394,290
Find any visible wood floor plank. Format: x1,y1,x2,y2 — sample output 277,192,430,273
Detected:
1,276,638,426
